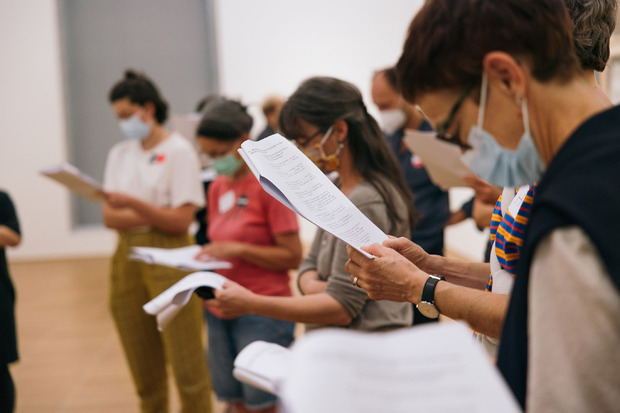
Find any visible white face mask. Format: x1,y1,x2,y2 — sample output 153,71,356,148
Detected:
119,113,151,141
460,73,544,188
379,109,407,135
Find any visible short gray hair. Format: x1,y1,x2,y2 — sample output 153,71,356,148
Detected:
565,0,618,71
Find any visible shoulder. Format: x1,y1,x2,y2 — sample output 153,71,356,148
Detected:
161,133,197,155
348,178,404,208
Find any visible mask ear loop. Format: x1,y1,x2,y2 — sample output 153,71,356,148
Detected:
520,95,530,137
318,125,336,158
477,72,489,127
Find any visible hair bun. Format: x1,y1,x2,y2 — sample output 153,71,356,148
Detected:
124,70,139,80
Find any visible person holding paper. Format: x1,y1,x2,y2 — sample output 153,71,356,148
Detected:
195,98,302,413
103,70,212,413
0,191,21,413
204,77,414,336
347,0,620,410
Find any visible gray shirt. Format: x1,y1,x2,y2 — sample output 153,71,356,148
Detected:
298,179,413,331
528,226,620,412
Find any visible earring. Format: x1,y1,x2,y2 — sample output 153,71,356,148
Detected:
515,94,523,106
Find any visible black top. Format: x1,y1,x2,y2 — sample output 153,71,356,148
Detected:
497,105,620,408
256,125,276,141
0,191,21,364
386,122,450,255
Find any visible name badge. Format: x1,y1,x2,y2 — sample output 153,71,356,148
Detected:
218,190,235,214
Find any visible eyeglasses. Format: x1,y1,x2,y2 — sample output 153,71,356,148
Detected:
435,82,474,150
294,129,323,149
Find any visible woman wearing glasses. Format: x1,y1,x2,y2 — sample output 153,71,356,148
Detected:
203,76,415,334
346,0,620,410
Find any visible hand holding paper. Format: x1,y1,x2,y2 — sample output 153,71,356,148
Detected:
40,162,104,202
143,271,227,330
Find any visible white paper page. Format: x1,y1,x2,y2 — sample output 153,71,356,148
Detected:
143,271,227,315
281,322,521,413
130,245,232,271
233,341,292,395
143,271,227,330
402,129,475,190
240,134,387,257
154,304,183,332
40,163,104,202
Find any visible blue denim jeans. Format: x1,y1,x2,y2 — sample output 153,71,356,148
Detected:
205,311,295,410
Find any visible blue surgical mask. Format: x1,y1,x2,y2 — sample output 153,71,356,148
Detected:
211,153,243,176
119,113,151,141
460,73,544,187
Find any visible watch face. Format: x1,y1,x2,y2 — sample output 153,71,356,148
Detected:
417,301,440,319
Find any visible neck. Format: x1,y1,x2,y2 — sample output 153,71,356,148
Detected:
337,146,363,195
228,162,251,182
527,72,612,166
404,104,424,130
142,124,170,150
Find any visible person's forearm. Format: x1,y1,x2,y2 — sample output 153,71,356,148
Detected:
248,292,351,325
127,199,195,234
236,243,301,271
0,226,20,247
425,255,490,290
433,282,509,338
102,207,150,231
298,270,327,295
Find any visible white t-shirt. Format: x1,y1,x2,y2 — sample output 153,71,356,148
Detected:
103,132,205,208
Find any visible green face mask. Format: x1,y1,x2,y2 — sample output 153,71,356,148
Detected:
212,153,243,176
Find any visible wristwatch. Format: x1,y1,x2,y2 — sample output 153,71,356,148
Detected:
416,274,445,319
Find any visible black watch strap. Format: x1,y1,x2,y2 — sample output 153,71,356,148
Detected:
421,274,445,304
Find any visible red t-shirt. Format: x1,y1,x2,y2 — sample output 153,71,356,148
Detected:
207,174,299,301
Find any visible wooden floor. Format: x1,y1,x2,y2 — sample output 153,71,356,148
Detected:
9,257,224,413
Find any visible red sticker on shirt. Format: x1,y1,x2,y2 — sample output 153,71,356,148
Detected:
156,154,166,163
410,154,424,169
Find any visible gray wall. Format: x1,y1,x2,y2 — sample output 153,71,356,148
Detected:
58,0,219,227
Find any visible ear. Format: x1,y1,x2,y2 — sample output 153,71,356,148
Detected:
483,52,527,101
143,101,157,119
332,119,349,143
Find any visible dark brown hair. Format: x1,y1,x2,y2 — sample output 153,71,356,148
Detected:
108,70,168,124
397,0,582,103
279,76,418,233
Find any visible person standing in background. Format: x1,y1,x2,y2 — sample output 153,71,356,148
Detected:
371,67,450,324
0,191,21,413
256,96,284,141
195,98,302,413
103,70,212,413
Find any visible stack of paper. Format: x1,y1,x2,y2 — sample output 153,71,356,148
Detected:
233,322,521,413
143,271,228,331
129,245,232,271
233,341,292,395
40,162,104,202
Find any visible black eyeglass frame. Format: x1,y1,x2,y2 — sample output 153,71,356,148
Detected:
435,82,475,150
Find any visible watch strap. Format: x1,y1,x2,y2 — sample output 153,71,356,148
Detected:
421,274,445,304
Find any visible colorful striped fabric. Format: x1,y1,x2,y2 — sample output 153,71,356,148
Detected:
486,184,537,291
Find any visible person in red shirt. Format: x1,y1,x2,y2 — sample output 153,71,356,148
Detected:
196,97,302,413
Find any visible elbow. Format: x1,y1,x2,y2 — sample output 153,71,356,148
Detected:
332,309,353,326
8,235,21,247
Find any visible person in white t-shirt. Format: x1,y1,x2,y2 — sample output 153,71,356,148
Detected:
103,70,212,413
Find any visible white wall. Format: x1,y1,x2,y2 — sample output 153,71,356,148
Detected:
0,1,116,262
0,0,487,262
215,0,489,259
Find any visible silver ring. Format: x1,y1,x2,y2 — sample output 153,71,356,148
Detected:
352,276,359,287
